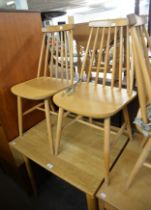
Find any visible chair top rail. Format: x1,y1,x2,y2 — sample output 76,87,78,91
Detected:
42,24,73,33
89,18,128,28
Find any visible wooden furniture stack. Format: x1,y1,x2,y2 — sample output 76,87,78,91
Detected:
10,18,136,210
1,12,149,210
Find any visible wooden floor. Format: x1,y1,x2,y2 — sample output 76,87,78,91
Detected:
97,133,151,210
10,117,128,196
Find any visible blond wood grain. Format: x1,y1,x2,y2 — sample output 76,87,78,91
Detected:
127,138,151,188
42,24,73,33
95,27,105,84
122,106,133,141
37,34,46,77
125,15,151,190
69,30,74,83
11,24,74,156
65,32,68,80
104,118,110,185
44,99,54,154
55,33,59,78
44,34,49,77
103,27,111,87
97,134,151,210
118,26,123,90
55,107,64,155
80,27,93,78
53,82,137,118
111,26,117,88
54,19,136,186
11,78,71,100
131,30,148,123
50,33,54,77
89,18,128,27
87,28,99,82
86,194,97,210
10,117,128,196
68,16,74,24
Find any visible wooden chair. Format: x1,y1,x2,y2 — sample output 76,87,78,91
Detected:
11,24,74,155
127,14,151,188
53,19,137,185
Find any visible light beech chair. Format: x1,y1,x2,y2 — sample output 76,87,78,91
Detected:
127,14,151,188
11,24,74,155
53,19,137,185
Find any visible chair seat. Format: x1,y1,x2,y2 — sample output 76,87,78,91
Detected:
11,77,71,100
53,82,137,118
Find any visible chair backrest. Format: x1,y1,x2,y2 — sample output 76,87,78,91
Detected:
37,24,73,82
128,14,151,124
79,18,133,95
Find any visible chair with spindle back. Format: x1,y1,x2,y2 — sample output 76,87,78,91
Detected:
11,24,74,155
53,18,137,185
127,14,151,188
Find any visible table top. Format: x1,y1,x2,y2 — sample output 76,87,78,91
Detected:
97,133,151,210
10,117,128,196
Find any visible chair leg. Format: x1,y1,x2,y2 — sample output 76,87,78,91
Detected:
104,117,110,185
141,136,148,148
44,99,54,155
55,107,64,155
89,117,93,123
17,96,23,137
122,106,133,141
127,138,151,188
49,98,55,112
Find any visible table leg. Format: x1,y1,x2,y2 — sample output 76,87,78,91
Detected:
23,155,37,196
86,194,98,210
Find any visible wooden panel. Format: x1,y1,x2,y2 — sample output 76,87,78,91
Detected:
73,22,89,48
97,133,151,210
0,11,44,142
10,116,128,196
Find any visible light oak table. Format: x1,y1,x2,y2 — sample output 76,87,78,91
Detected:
10,117,128,210
97,133,151,210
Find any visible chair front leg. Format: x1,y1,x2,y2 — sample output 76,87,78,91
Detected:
55,107,64,155
17,96,23,137
104,117,111,185
44,99,54,155
122,106,133,141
